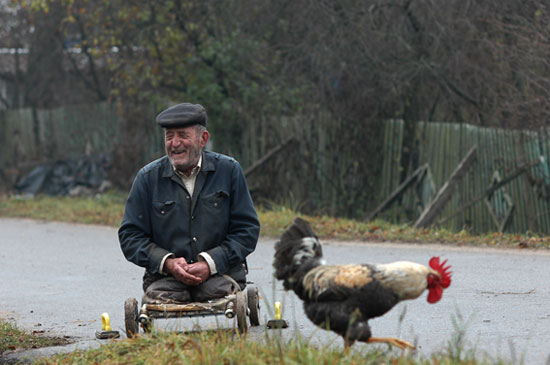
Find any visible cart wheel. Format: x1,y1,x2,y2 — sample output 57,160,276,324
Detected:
124,298,139,338
235,291,248,334
247,286,260,326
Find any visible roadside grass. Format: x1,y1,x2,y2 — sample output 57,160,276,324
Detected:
0,191,125,226
1,309,511,365
28,327,499,365
1,190,549,249
0,320,70,354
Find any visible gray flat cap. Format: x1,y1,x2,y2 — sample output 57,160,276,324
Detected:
156,103,207,128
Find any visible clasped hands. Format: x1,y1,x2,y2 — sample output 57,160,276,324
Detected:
165,257,210,285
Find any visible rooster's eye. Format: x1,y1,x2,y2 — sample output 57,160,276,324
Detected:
427,273,439,286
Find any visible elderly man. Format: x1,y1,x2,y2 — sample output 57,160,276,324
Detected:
119,103,260,304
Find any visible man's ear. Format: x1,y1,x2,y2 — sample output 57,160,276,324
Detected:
200,130,210,147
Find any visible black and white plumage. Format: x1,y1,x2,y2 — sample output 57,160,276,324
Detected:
273,217,452,349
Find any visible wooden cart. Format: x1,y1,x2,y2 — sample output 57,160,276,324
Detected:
124,285,260,337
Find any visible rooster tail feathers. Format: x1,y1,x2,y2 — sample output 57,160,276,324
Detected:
280,217,318,242
273,218,323,292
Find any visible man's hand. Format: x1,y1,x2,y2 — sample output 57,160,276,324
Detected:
164,257,202,286
187,261,211,283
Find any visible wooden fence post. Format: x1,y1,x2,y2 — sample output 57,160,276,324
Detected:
366,164,428,221
436,156,543,226
244,136,296,178
414,145,478,228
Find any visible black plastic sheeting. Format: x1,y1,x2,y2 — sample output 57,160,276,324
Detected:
14,155,111,196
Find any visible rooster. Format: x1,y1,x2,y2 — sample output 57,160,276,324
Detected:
273,218,452,349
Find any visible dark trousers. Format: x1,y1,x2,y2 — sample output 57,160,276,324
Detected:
142,272,244,304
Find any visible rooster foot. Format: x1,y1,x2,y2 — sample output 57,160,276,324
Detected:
366,337,415,350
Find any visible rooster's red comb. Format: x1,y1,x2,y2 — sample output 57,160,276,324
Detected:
429,257,452,288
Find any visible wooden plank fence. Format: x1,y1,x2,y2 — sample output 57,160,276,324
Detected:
377,120,550,234
0,102,164,170
3,103,550,234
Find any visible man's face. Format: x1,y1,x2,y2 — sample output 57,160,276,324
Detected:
165,125,209,173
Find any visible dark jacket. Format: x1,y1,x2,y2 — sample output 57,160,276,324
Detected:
118,150,260,279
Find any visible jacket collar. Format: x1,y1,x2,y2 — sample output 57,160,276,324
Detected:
201,150,216,172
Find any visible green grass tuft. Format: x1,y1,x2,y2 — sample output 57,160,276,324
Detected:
0,320,70,355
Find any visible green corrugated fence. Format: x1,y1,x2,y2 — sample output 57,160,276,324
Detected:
378,120,550,233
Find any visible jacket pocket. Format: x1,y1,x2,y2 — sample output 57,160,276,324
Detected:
200,190,229,215
153,200,176,216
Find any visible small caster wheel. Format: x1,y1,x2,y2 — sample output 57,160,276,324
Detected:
124,298,139,338
247,286,260,326
235,290,248,334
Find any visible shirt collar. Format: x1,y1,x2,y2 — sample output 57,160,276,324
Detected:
173,155,202,179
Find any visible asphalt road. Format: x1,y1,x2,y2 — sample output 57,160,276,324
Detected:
1,217,550,364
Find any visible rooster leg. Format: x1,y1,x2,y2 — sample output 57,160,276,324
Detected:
343,337,357,356
366,337,415,350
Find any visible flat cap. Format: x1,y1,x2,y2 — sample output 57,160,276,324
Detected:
156,103,207,128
